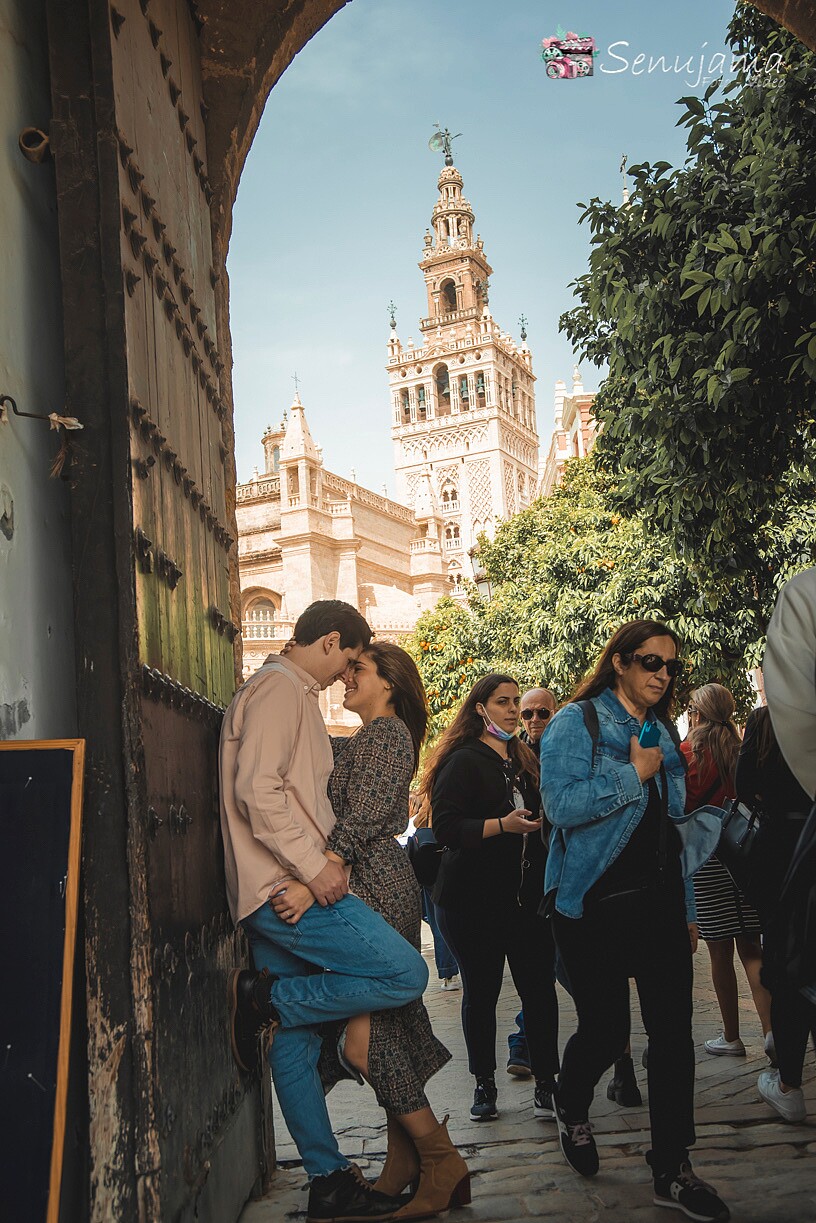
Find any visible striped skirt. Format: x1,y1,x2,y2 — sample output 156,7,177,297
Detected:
693,854,762,941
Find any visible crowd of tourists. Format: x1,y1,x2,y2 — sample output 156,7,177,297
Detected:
218,569,816,1223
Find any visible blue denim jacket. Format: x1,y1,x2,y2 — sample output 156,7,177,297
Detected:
540,688,722,920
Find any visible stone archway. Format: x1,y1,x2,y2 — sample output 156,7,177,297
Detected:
44,2,813,1220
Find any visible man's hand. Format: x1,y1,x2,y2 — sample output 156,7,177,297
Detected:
630,735,663,783
306,857,349,906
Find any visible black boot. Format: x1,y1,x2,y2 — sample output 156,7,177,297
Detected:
307,1165,410,1222
228,968,279,1073
606,1054,642,1107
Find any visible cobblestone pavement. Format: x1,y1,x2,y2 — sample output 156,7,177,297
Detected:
242,926,815,1222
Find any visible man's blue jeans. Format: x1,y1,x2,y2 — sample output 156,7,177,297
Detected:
242,894,428,1178
422,887,458,980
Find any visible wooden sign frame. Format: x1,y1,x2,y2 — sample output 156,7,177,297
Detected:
0,739,85,1223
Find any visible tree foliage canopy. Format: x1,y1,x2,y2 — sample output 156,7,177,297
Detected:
559,9,816,600
407,458,797,730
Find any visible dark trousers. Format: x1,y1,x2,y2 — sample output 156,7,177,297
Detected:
553,885,695,1172
772,982,816,1088
437,902,560,1083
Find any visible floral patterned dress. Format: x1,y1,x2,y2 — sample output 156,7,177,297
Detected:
319,716,450,1114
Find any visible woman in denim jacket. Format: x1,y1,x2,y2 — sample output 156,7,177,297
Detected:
540,620,728,1223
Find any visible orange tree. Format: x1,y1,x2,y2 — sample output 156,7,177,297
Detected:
408,457,816,725
405,596,485,739
559,8,816,619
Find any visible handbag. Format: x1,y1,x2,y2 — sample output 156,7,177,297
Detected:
717,798,763,897
406,826,444,888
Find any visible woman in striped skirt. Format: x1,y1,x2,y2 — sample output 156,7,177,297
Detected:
683,684,773,1059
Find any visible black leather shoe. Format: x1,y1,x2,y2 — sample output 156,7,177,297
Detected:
606,1055,643,1107
306,1165,409,1222
228,968,279,1073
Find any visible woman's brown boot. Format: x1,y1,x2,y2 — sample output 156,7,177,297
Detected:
394,1115,470,1219
374,1113,420,1195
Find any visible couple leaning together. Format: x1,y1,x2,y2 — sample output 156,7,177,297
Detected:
220,600,734,1223
218,600,469,1223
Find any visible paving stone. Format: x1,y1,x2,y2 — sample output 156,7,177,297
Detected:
242,925,816,1223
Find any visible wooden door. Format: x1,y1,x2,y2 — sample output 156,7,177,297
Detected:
47,1,272,1218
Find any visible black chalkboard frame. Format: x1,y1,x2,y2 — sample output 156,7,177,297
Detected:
0,739,85,1223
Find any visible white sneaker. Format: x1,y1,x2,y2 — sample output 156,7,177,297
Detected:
758,1068,806,1123
440,976,461,991
704,1032,746,1056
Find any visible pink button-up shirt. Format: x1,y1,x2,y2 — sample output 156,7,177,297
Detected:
219,654,335,922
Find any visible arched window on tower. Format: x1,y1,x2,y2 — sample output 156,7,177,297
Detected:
434,364,451,417
441,483,459,512
439,279,457,315
444,523,461,550
417,385,427,419
401,388,411,422
459,376,469,407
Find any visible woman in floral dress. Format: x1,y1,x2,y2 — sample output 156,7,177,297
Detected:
270,642,470,1221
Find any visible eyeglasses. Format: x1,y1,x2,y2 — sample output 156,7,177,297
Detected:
521,707,553,721
630,652,682,679
687,705,699,716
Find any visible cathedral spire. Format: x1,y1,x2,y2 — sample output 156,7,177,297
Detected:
281,392,319,462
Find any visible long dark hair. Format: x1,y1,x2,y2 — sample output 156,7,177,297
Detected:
571,620,682,717
751,704,780,769
420,672,539,801
364,642,428,774
688,683,742,789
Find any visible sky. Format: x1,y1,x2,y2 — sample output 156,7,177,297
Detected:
229,0,740,491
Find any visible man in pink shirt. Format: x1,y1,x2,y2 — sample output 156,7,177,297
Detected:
220,600,427,1222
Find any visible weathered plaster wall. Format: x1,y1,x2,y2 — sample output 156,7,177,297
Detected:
0,0,75,738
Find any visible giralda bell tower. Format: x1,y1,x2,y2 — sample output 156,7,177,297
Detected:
387,129,539,590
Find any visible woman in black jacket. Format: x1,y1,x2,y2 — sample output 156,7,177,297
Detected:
736,705,814,1124
421,673,560,1123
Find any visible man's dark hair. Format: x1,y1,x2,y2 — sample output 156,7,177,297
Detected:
293,600,372,650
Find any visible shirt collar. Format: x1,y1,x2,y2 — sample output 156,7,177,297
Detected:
598,686,647,725
264,652,321,697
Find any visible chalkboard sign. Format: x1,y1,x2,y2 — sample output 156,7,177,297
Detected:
0,740,85,1223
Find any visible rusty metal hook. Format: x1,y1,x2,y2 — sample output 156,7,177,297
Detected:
1,394,47,422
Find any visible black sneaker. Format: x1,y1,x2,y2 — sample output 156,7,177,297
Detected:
228,968,279,1074
652,1161,730,1222
606,1054,643,1107
470,1076,498,1120
533,1079,556,1119
554,1097,599,1177
307,1165,408,1222
507,1048,532,1077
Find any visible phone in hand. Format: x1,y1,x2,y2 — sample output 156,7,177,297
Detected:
638,719,661,748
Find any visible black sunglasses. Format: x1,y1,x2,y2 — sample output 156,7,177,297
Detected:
521,707,553,721
630,652,682,679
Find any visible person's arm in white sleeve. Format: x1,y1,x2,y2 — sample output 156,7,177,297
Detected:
764,567,816,800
